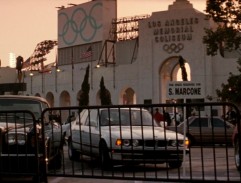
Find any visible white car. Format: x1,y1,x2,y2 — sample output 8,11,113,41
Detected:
67,108,189,170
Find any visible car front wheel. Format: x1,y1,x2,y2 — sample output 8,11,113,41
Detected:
48,147,63,170
99,142,112,170
235,139,241,171
68,139,80,161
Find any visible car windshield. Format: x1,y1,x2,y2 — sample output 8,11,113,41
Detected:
0,98,43,120
100,109,157,127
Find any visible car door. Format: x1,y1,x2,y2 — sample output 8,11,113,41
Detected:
210,117,233,144
71,110,88,152
188,117,209,143
78,109,100,156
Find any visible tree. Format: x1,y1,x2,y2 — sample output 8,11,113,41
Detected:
178,56,188,81
99,76,112,105
216,58,241,106
204,1,241,106
79,65,90,106
16,56,24,83
203,0,241,56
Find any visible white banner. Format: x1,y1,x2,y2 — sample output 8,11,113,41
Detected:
167,81,204,99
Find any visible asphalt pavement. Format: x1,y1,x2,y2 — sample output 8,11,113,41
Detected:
1,177,155,183
48,177,155,183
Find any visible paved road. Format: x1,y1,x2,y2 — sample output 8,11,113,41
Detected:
48,177,154,183
1,146,240,182
47,146,241,183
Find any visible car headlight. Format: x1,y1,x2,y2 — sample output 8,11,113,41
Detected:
116,139,122,146
123,139,131,146
5,133,27,145
115,139,131,146
179,139,190,148
184,139,190,148
116,139,140,147
170,139,189,147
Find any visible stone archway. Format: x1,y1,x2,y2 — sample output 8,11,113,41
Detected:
159,56,191,103
120,87,136,105
59,91,71,122
46,92,54,107
59,91,71,107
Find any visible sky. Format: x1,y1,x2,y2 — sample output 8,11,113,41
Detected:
0,0,206,67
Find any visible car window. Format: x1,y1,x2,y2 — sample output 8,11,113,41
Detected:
100,109,157,126
211,118,225,127
0,98,42,120
189,118,208,127
100,110,120,126
85,109,98,127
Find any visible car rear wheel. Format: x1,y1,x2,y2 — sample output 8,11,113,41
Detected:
99,142,112,170
168,161,182,169
48,147,63,170
235,139,241,171
46,139,63,170
68,139,80,161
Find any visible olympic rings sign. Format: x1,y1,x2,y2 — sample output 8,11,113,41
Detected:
58,2,103,47
163,43,184,54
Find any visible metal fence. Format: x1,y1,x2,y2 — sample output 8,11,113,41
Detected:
0,110,46,183
1,102,241,182
42,102,241,182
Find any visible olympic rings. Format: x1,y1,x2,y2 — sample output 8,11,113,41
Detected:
163,43,184,54
58,2,103,46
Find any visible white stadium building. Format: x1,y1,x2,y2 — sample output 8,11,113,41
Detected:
0,0,240,116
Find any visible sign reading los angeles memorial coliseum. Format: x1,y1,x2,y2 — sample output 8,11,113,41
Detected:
148,17,199,43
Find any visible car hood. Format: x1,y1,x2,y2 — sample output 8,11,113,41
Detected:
101,126,184,140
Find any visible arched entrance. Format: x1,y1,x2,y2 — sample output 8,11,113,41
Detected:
46,92,54,107
159,56,191,103
59,91,71,107
120,87,136,104
59,91,71,122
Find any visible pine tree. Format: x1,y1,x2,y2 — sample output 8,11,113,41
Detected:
79,65,90,106
178,56,188,81
99,76,112,105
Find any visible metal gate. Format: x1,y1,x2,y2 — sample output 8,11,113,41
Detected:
42,102,241,182
0,110,46,183
1,102,241,182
